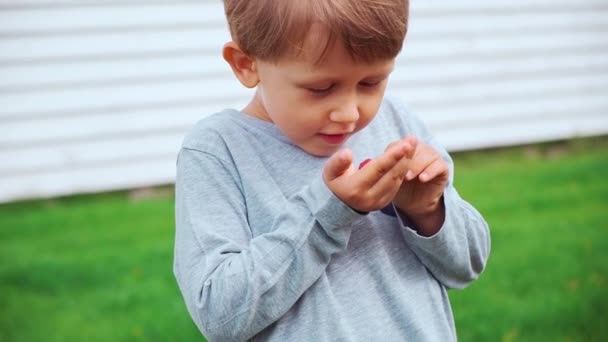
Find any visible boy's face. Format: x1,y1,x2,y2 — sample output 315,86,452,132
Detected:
243,26,395,157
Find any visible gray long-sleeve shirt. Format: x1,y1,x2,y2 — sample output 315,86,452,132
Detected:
174,97,491,341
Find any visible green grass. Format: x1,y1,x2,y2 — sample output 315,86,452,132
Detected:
449,137,608,341
0,191,201,341
1,136,607,341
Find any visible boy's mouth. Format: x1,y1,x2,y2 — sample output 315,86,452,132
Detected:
318,133,349,145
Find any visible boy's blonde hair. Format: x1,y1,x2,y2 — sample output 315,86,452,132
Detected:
223,0,408,63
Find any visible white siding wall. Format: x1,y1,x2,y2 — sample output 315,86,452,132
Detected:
1,0,607,203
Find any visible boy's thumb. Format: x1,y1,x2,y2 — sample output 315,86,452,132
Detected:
323,149,353,182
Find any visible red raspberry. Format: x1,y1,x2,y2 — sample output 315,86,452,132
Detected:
358,158,372,169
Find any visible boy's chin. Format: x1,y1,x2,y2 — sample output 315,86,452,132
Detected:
298,144,343,158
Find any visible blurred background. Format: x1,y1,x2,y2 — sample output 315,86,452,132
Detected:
1,0,607,341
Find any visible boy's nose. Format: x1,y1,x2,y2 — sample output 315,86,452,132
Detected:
329,100,359,123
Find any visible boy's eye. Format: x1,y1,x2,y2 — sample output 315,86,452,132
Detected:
359,80,382,88
307,84,334,95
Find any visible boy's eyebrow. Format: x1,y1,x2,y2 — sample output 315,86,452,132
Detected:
362,72,393,80
293,69,394,85
294,70,392,86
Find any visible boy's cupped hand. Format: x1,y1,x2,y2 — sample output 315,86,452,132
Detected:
323,135,449,218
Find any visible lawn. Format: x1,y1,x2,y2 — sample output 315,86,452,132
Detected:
1,136,607,341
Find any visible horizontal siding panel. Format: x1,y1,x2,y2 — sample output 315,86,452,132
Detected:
394,51,608,85
434,112,608,151
0,28,230,62
0,158,174,203
407,10,608,37
0,54,229,90
0,3,222,34
0,106,219,147
0,133,182,175
399,30,607,62
394,71,608,107
0,77,251,119
405,92,608,129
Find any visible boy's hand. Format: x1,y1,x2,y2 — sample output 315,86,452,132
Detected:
392,136,449,236
323,138,417,213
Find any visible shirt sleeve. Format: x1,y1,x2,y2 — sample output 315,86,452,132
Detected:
173,147,362,341
395,104,491,290
396,186,491,289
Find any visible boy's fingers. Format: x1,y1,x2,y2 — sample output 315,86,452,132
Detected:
384,136,418,158
371,136,418,188
402,135,418,159
366,144,420,199
323,149,353,182
360,141,410,186
417,158,449,183
405,146,440,181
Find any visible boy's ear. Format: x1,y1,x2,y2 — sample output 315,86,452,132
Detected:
223,41,259,88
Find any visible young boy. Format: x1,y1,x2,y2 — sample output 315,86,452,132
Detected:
174,0,491,340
